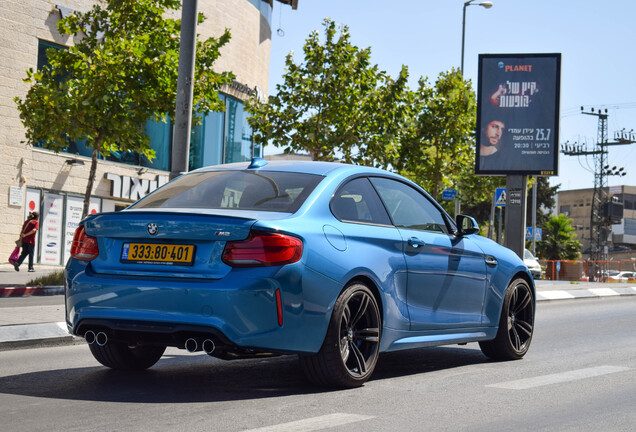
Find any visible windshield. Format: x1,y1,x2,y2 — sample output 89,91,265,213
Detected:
524,249,536,260
131,170,323,213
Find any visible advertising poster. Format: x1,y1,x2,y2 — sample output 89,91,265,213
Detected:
475,53,561,176
63,196,101,264
41,193,64,265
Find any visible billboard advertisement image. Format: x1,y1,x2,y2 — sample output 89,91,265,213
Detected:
475,53,561,176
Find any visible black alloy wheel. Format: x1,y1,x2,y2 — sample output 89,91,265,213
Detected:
300,283,381,388
480,278,534,360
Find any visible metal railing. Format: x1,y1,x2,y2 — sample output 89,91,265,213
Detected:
537,259,636,282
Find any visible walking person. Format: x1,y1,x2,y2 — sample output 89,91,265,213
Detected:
14,211,39,272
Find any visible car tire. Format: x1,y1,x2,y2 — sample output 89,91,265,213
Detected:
299,282,381,388
479,278,534,360
89,342,166,370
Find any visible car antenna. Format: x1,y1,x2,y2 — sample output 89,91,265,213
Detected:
248,157,268,169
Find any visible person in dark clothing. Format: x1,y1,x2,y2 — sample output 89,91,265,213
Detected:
14,211,39,272
479,119,508,171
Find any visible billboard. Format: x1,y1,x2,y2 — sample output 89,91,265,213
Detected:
475,53,561,176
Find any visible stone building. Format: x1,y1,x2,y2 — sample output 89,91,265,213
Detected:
0,0,297,266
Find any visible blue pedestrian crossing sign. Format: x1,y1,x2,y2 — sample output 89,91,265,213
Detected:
525,227,542,240
495,187,506,207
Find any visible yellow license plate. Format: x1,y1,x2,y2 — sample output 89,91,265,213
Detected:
121,243,195,265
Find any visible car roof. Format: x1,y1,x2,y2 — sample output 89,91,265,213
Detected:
191,159,392,178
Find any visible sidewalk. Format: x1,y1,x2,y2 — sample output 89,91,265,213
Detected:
0,262,71,350
1,262,635,351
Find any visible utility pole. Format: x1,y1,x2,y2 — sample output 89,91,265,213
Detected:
171,0,198,180
562,108,634,280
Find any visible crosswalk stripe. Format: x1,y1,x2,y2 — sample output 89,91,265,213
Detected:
487,365,631,390
241,413,374,432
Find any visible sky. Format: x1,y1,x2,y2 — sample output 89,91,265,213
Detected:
265,0,636,192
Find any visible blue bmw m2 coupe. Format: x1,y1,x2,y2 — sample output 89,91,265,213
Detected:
65,159,535,388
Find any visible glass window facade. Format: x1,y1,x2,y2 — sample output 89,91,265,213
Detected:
625,218,636,236
616,193,636,210
34,39,258,171
247,0,273,26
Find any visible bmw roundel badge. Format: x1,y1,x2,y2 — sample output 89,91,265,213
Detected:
147,223,158,235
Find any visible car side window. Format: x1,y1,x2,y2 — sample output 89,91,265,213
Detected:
331,177,392,225
370,177,449,234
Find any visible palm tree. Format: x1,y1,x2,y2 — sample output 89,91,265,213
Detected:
536,214,581,260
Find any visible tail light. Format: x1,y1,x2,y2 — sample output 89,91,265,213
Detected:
222,230,303,267
70,225,99,261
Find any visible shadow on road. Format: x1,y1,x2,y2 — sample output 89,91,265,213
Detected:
0,345,490,403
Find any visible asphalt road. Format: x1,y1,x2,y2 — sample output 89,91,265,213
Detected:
0,297,634,432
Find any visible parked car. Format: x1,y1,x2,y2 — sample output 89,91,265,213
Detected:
66,159,535,388
608,271,636,282
524,249,544,279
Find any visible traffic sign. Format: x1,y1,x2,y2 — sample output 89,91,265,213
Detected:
442,188,457,200
495,187,506,207
525,227,542,240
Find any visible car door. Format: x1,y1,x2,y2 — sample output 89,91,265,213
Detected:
370,177,488,331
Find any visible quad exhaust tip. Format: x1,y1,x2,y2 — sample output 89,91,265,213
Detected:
185,338,215,354
84,330,96,344
96,332,108,346
84,330,108,346
185,338,198,353
202,339,216,355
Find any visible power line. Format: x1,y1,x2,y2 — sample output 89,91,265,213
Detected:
561,107,635,280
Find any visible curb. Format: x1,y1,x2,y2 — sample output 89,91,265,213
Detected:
0,285,64,297
0,322,82,351
536,286,636,301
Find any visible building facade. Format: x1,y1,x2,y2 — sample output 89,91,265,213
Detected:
556,185,636,257
1,0,297,266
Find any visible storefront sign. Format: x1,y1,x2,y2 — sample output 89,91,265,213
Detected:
105,173,168,201
9,186,23,206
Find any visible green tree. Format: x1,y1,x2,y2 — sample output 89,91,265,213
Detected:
536,213,581,260
247,19,410,163
395,69,479,202
15,0,233,217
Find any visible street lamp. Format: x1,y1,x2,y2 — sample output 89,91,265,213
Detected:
461,0,493,74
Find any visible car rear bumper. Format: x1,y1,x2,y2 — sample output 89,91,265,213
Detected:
65,260,340,354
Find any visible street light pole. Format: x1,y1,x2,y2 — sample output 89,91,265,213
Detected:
458,1,492,220
460,1,493,75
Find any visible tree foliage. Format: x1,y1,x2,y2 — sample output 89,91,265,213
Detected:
535,213,581,260
15,0,233,217
395,70,477,201
248,19,513,225
246,19,410,163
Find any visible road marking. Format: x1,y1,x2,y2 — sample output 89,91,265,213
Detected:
241,413,374,432
588,288,619,297
537,290,575,300
488,365,631,390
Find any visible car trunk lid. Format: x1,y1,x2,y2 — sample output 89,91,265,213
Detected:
83,211,257,279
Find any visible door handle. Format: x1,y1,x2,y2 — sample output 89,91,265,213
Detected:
408,237,426,248
485,256,498,266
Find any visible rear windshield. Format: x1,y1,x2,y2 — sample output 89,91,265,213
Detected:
130,170,323,213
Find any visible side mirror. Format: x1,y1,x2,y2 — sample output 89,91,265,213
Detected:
456,215,480,236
